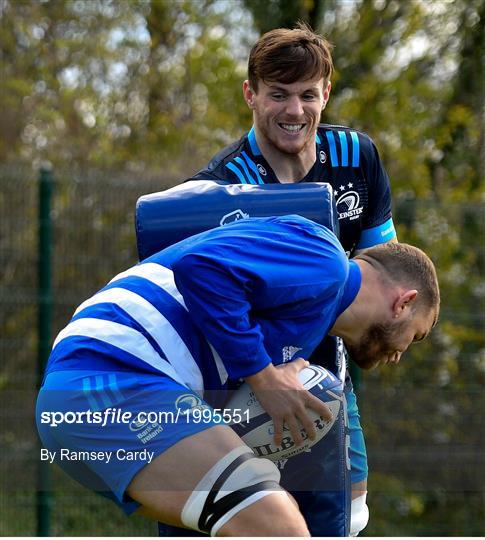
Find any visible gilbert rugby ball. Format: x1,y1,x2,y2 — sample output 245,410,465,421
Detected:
227,364,343,461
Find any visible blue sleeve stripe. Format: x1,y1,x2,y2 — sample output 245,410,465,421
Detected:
350,131,360,167
338,131,349,166
325,131,339,166
356,218,396,249
225,162,248,184
234,156,257,184
316,132,321,144
248,126,262,155
241,151,264,184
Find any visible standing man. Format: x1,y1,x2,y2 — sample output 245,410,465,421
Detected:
179,23,397,536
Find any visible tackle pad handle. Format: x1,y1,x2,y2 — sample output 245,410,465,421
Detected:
136,180,339,260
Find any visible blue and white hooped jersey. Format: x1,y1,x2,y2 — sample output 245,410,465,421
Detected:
45,262,229,398
192,124,396,255
45,216,361,398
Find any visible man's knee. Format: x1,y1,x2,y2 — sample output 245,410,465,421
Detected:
351,479,367,500
218,490,310,537
130,430,308,537
181,446,307,536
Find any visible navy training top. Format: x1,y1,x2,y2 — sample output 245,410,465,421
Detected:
191,124,397,255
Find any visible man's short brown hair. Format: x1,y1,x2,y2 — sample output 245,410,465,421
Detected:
248,22,333,91
356,242,440,320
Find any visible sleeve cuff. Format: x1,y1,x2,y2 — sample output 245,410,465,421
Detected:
356,218,396,249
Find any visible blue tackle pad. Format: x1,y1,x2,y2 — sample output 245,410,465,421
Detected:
135,180,339,260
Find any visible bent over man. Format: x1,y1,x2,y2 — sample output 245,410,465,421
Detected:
36,215,439,536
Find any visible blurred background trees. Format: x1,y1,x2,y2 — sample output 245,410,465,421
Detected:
0,0,254,173
1,0,483,192
0,0,483,535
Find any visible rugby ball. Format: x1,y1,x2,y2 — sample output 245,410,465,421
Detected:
227,364,343,462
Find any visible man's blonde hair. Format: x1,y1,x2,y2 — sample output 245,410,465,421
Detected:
356,242,440,321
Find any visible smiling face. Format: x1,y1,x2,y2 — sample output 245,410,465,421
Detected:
244,78,330,156
346,307,437,370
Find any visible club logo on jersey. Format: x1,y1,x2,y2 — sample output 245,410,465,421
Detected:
257,164,267,176
282,346,303,363
220,209,250,226
175,394,209,414
336,186,363,221
319,150,327,164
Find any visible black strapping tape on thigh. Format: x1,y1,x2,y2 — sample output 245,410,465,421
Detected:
198,452,253,531
198,452,281,533
204,479,282,533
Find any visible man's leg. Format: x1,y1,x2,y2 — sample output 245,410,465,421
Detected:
129,425,309,536
288,337,367,536
279,383,367,537
346,386,369,536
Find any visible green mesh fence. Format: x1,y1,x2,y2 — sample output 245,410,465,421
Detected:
0,166,172,535
0,166,483,535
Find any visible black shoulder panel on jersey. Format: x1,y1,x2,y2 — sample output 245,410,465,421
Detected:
204,134,248,173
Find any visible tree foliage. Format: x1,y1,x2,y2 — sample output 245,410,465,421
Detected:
0,0,252,173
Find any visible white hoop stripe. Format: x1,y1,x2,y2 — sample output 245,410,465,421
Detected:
73,287,204,393
52,317,187,389
108,262,186,308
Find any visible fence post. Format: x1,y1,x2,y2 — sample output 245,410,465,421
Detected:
37,166,54,536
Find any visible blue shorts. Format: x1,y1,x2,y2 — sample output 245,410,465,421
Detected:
346,386,368,484
36,369,218,514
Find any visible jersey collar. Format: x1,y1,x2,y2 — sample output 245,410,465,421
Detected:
248,127,262,156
